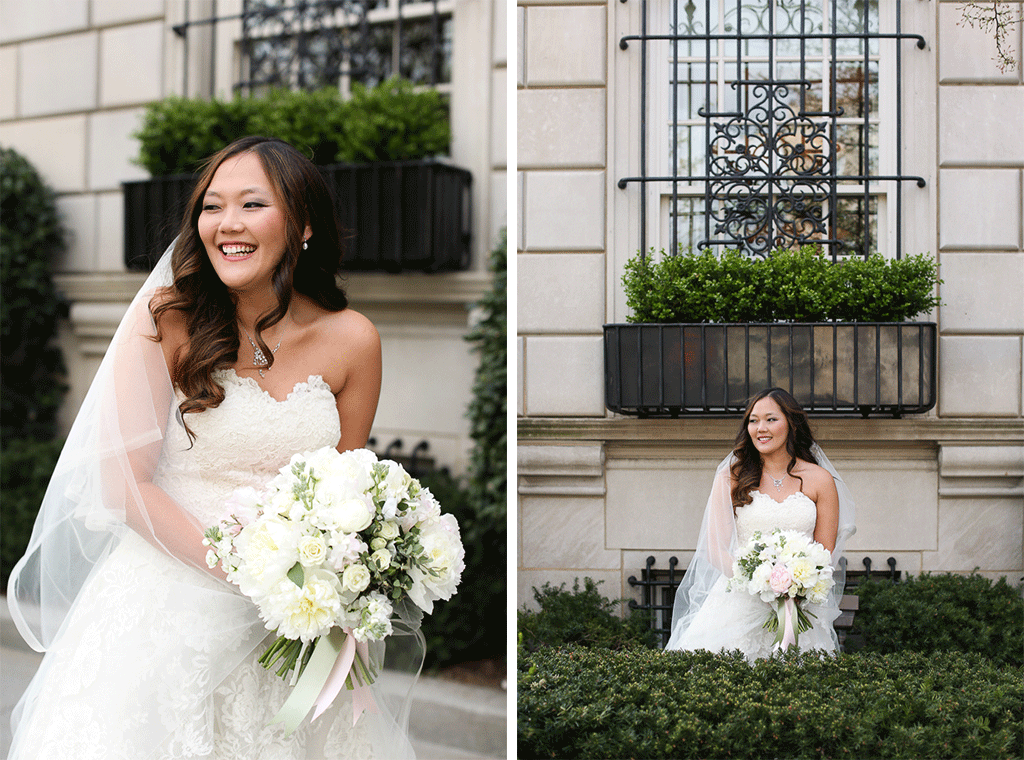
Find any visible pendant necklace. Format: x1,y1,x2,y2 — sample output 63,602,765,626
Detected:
240,324,281,378
765,471,787,492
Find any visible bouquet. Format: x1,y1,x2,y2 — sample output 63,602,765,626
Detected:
727,528,834,650
203,446,464,732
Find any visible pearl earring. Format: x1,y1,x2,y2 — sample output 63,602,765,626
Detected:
302,240,308,250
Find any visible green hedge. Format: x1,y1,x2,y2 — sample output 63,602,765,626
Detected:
623,246,942,323
519,577,657,652
0,437,64,585
852,573,1024,668
135,78,450,176
517,646,1023,759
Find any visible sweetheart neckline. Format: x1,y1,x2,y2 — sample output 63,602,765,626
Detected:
216,367,332,403
748,490,813,507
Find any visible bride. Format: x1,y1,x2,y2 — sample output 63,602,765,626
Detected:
665,387,856,660
7,137,421,758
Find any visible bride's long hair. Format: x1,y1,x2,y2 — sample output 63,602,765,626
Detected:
730,387,819,509
151,136,348,437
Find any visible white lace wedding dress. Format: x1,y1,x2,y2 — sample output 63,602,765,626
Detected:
667,490,837,660
9,369,417,759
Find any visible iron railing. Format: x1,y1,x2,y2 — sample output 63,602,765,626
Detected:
617,0,927,261
604,322,937,417
172,0,452,96
630,554,900,648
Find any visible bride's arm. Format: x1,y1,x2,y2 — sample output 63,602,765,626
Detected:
331,309,382,453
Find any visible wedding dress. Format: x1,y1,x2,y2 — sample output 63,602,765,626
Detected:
665,490,837,660
9,367,419,759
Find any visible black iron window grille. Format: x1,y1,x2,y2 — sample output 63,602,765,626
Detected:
629,554,900,647
617,0,926,261
173,0,453,97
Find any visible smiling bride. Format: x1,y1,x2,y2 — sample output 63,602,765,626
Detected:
665,387,856,660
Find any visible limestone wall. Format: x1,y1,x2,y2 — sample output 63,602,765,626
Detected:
517,0,1023,608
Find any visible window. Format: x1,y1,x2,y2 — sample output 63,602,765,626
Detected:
618,0,926,260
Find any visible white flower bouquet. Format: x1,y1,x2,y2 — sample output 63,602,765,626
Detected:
203,446,464,731
727,528,834,650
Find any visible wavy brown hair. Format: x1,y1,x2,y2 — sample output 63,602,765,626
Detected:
150,136,349,440
730,387,819,510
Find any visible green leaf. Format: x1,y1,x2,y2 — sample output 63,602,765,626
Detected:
287,562,305,588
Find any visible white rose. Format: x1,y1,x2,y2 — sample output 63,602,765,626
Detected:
370,548,392,572
341,563,371,594
370,537,388,551
376,520,400,541
297,534,328,567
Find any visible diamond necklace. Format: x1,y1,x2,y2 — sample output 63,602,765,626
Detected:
765,470,787,492
239,324,280,378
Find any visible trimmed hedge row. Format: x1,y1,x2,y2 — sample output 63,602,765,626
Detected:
623,246,942,324
517,646,1023,760
852,572,1024,668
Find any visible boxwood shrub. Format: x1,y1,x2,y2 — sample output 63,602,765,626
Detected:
852,572,1024,668
135,78,450,176
622,246,941,324
517,646,1023,759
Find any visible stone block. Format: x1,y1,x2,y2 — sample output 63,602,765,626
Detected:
0,0,89,43
490,169,507,246
523,335,605,415
938,3,1019,82
518,88,606,169
517,6,525,87
19,32,98,117
518,252,606,333
523,170,605,250
521,495,620,569
96,191,126,271
938,169,1020,250
517,171,525,247
517,569,622,610
493,0,506,67
100,22,165,108
88,109,150,191
939,87,1024,165
525,6,606,86
92,0,166,26
517,336,525,415
490,67,506,169
838,459,939,551
605,458,721,551
939,253,1024,333
939,335,1022,416
55,194,97,272
0,115,88,192
929,497,1024,572
0,46,16,120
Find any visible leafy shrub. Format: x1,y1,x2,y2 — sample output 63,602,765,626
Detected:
134,79,450,176
623,246,941,323
419,234,507,668
0,437,64,585
0,147,67,445
852,572,1024,667
518,646,1023,759
518,577,657,652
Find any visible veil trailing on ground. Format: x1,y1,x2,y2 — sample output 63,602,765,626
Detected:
8,240,424,758
665,443,856,651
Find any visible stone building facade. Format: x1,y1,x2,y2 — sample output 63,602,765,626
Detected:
517,0,1023,609
1,0,507,476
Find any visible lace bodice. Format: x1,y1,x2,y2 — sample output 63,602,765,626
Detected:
735,490,817,546
153,369,341,526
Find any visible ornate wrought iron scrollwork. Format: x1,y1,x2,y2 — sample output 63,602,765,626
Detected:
704,80,837,255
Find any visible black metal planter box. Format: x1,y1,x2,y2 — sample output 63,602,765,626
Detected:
123,160,471,273
604,322,937,418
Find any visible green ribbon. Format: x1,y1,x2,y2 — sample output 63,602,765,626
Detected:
268,628,347,736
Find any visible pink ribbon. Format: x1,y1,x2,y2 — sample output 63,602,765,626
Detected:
780,596,797,650
312,628,379,726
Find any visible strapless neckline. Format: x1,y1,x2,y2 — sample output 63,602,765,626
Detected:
214,367,332,404
749,490,813,507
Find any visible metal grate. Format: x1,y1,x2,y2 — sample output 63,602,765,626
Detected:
630,554,900,648
172,0,452,97
617,0,927,261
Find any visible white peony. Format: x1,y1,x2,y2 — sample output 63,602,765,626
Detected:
231,515,300,598
406,514,465,612
313,488,375,533
263,569,342,642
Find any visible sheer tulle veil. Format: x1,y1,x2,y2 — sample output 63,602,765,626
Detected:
665,443,856,651
8,240,423,757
